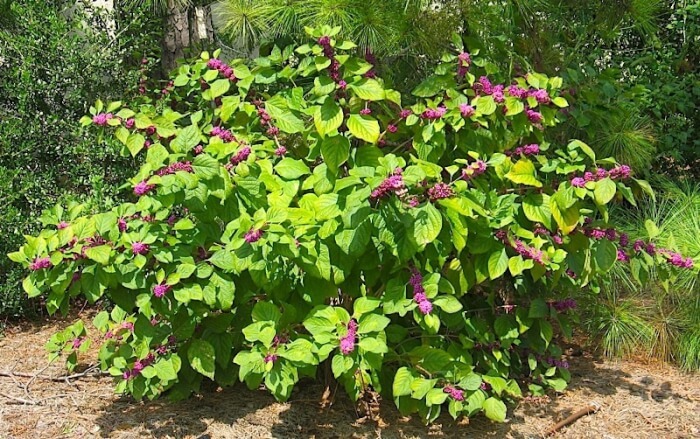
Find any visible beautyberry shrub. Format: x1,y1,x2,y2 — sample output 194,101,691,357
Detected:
10,27,693,423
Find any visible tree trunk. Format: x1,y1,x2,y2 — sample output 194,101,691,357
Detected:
190,5,214,46
162,0,190,74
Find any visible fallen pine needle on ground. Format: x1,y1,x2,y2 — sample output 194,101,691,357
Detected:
0,314,698,439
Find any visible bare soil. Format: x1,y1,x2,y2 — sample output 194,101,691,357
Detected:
0,314,698,439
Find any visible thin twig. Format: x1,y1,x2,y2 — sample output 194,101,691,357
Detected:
0,365,108,383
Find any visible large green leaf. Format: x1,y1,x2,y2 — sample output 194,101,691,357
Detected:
594,178,616,205
522,194,553,229
412,203,443,246
506,159,542,187
275,158,310,179
347,115,379,144
349,78,385,100
483,397,507,422
594,239,617,272
187,339,216,379
488,248,509,280
314,98,343,137
393,367,414,397
321,135,350,170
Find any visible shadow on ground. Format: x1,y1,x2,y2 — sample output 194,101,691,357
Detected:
94,341,699,438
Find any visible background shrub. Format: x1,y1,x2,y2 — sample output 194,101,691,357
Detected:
0,1,161,316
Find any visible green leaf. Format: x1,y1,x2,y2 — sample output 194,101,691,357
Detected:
358,337,387,354
349,78,385,100
321,136,350,170
412,203,443,246
483,397,507,422
265,99,305,134
567,140,595,161
552,97,569,108
488,248,509,280
506,159,542,187
594,239,617,272
594,179,616,205
275,158,310,179
475,95,497,115
522,194,553,230
358,313,390,334
528,298,549,319
84,245,111,265
187,339,216,379
209,79,230,99
171,125,200,153
347,115,380,144
252,301,282,323
126,133,145,157
433,296,463,313
393,367,414,397
426,388,448,406
314,99,343,137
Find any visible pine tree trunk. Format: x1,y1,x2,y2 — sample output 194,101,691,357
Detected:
162,0,190,74
190,5,214,46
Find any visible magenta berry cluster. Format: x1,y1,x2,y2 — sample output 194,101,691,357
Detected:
339,319,358,355
207,58,237,82
443,385,465,401
462,160,487,181
152,283,171,298
370,168,406,200
211,126,236,143
427,182,454,202
244,227,263,243
157,161,193,176
29,257,52,271
409,269,433,315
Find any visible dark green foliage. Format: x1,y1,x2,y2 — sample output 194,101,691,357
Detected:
0,1,158,316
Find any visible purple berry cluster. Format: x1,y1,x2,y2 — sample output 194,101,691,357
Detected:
156,161,193,176
92,113,114,126
533,226,563,244
496,230,545,264
549,298,577,312
370,168,406,200
462,160,487,181
421,106,447,120
339,319,358,355
409,269,433,315
661,250,694,268
443,385,465,401
133,180,155,197
525,108,543,124
152,283,171,298
427,182,454,202
318,36,343,83
508,143,540,156
206,58,237,82
545,357,569,369
457,52,471,77
571,165,632,187
29,257,52,271
230,146,252,165
211,126,236,143
244,227,263,244
131,241,150,255
459,103,476,118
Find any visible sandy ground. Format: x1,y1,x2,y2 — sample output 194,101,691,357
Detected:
0,314,698,439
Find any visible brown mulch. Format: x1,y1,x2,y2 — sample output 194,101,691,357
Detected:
0,314,698,439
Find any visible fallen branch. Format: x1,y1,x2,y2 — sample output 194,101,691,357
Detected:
545,401,601,436
0,392,73,406
0,365,109,383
